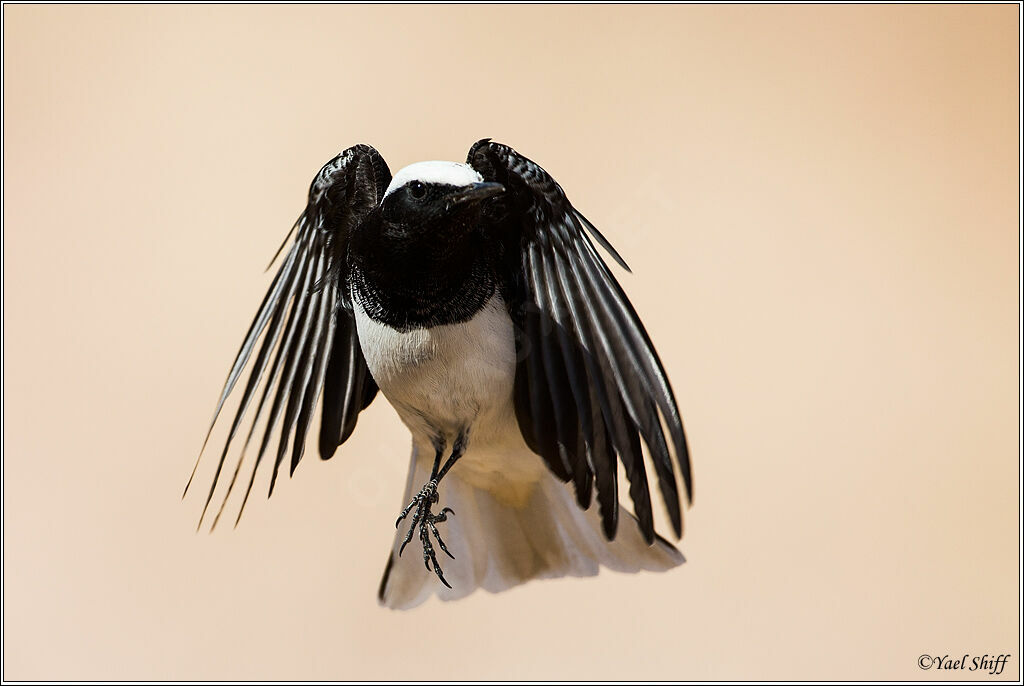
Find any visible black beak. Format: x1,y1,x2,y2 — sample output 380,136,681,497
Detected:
446,182,505,209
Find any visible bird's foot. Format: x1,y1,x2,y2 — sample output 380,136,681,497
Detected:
395,480,456,588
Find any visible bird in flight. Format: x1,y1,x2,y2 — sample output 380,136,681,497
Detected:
185,139,693,609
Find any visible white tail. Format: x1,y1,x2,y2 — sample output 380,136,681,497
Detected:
378,447,684,610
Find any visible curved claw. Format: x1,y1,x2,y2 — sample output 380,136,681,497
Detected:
393,480,456,589
395,500,416,528
433,563,452,589
428,519,455,559
398,506,424,557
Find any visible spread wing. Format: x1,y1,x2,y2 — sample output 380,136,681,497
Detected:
185,144,390,530
467,139,692,544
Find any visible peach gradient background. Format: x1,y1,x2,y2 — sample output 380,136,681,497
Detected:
3,4,1019,681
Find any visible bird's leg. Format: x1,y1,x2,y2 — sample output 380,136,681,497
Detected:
395,440,445,531
394,432,468,589
436,432,466,481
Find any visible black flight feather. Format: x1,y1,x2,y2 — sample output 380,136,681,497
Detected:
468,139,691,545
186,145,390,529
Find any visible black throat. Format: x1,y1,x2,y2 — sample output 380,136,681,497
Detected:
348,211,496,331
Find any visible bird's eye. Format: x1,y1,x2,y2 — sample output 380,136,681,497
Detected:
409,181,426,200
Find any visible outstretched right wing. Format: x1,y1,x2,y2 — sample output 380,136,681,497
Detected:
185,144,390,530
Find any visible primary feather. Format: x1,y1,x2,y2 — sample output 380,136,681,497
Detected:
185,145,388,529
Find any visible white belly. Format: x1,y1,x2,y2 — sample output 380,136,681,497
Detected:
352,291,518,445
354,291,549,502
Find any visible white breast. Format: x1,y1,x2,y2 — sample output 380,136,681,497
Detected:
352,292,517,444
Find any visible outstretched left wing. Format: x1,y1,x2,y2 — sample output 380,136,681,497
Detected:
185,145,390,530
468,139,692,545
